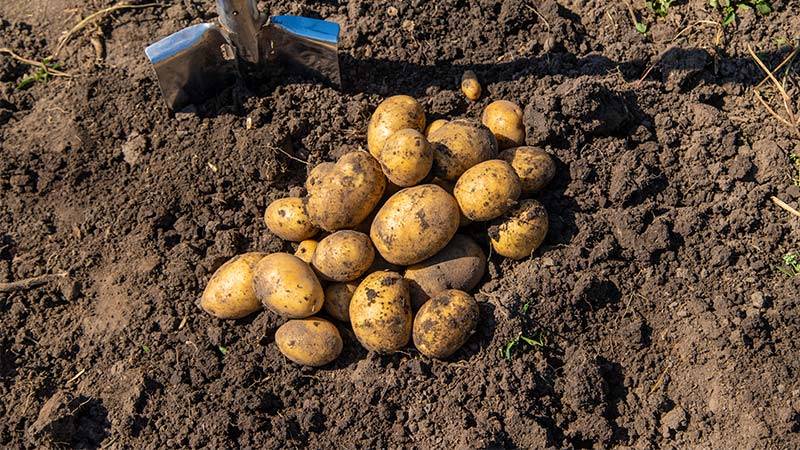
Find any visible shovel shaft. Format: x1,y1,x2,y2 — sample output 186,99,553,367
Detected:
216,0,264,63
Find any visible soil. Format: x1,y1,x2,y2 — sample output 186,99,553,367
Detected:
2,0,800,448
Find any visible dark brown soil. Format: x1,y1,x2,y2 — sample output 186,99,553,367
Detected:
2,1,800,448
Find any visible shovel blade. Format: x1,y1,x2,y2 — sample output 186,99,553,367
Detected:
262,16,341,87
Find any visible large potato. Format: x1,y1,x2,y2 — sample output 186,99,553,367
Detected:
324,281,358,322
264,197,319,242
306,162,335,194
312,231,375,282
454,160,521,221
425,119,448,138
306,151,386,231
253,253,324,318
370,184,460,265
489,199,549,260
275,317,342,366
294,239,318,264
428,119,498,181
379,129,433,187
499,146,556,194
481,100,525,149
367,95,426,158
349,271,412,353
413,290,479,359
199,252,266,319
404,235,486,310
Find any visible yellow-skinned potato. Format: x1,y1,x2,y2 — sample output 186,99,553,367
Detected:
367,95,426,158
428,119,498,181
312,231,375,282
275,317,342,366
306,162,335,194
379,129,433,187
306,151,386,232
349,271,412,353
425,119,448,138
430,177,472,227
324,281,358,322
461,70,481,101
200,252,266,319
489,199,549,260
499,146,556,194
413,289,479,359
264,197,319,242
370,184,460,265
294,239,318,264
253,253,324,318
454,160,521,221
481,100,525,149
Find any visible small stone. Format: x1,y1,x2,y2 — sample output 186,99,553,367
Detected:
386,6,398,17
122,133,149,166
661,405,688,436
750,292,767,309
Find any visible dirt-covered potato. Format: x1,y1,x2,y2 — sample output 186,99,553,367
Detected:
461,70,481,101
481,100,525,149
324,281,358,322
413,289,479,359
253,253,324,318
312,231,375,282
264,197,319,242
349,271,412,353
379,129,433,187
199,252,266,319
275,317,342,366
425,119,448,138
430,177,472,227
294,239,318,264
367,95,426,158
489,199,549,260
454,159,521,221
370,184,460,265
305,162,335,194
306,151,386,232
428,119,498,181
404,235,486,310
499,146,556,194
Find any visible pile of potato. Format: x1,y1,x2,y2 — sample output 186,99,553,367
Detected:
199,95,555,366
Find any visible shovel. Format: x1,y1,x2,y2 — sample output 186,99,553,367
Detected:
145,0,340,111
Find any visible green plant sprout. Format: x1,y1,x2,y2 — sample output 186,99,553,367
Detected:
709,0,772,27
502,332,546,360
16,57,63,90
646,0,674,17
778,252,800,277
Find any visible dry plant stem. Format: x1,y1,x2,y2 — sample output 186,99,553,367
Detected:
772,196,800,220
267,144,308,165
0,272,68,293
0,48,72,77
754,91,794,127
748,45,798,130
755,46,798,90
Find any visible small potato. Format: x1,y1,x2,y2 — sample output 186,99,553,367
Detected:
253,253,324,318
370,184,460,265
454,160,521,221
312,231,375,282
264,197,319,242
489,199,549,260
499,146,556,194
349,271,412,353
425,119,448,138
324,281,358,322
428,119,498,181
404,235,486,310
367,95,426,158
306,162,335,194
294,239,318,264
461,70,481,101
200,252,266,319
275,317,342,366
413,290,479,359
379,129,433,187
481,100,525,149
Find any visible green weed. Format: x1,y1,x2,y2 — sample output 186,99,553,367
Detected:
502,332,546,360
709,0,772,27
646,0,674,17
218,345,229,356
777,252,800,277
16,58,63,90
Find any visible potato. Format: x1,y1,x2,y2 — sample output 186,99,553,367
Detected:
253,253,324,318
379,129,433,187
430,177,472,227
306,162,335,194
370,184,460,265
413,289,479,359
454,160,521,221
404,235,486,310
489,199,549,260
199,252,266,319
428,119,498,181
481,100,525,149
312,231,375,282
275,317,342,366
425,119,448,138
349,271,412,353
499,146,556,194
264,197,319,242
306,151,386,231
461,70,481,101
324,281,358,322
367,95,426,158
294,239,318,264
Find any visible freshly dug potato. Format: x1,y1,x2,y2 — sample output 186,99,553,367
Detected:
312,231,375,282
367,95,426,158
425,119,448,137
294,239,318,264
370,184,460,265
461,70,481,101
305,162,335,194
349,271,412,353
413,289,479,359
275,317,342,366
489,199,549,260
481,100,525,149
430,177,472,227
324,281,358,322
253,253,324,318
264,197,319,242
306,151,386,231
499,146,556,194
199,252,266,319
454,160,521,221
428,119,498,181
404,235,486,310
379,129,433,187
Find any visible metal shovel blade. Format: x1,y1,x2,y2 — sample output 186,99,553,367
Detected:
262,16,341,87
